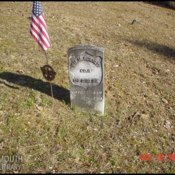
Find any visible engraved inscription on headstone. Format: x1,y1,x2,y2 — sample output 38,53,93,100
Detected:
68,45,104,115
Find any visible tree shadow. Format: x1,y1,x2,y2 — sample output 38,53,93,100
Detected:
144,1,175,10
0,71,70,104
126,39,175,61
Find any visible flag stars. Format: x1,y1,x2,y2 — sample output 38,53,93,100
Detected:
33,1,43,16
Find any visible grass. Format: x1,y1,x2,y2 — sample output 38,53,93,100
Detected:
0,1,175,173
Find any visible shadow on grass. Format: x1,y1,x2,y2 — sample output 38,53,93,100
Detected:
126,39,175,61
0,71,70,104
144,1,175,10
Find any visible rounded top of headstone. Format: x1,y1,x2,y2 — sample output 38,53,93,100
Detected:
68,44,104,53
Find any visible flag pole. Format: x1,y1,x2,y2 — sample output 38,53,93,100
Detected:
44,50,49,65
43,50,54,100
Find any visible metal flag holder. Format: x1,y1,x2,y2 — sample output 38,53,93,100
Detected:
40,51,56,98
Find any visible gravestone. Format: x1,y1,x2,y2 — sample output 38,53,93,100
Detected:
68,45,104,115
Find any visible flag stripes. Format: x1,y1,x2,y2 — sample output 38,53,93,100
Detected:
30,1,50,51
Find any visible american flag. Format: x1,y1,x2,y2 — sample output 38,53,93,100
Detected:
30,1,50,51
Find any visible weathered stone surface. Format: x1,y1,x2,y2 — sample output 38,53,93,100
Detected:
68,45,105,115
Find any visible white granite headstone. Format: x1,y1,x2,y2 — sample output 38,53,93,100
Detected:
68,45,105,115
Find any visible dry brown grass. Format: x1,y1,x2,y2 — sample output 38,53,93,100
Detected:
0,1,175,173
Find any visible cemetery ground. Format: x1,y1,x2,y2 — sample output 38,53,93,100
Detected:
0,1,175,173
